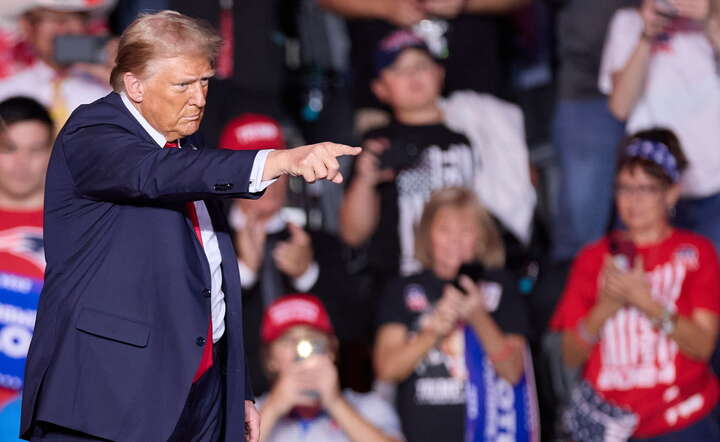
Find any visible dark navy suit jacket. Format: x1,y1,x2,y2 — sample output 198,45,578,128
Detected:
21,92,260,441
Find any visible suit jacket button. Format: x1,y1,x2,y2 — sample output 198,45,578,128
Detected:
201,289,211,298
213,183,233,191
196,336,206,346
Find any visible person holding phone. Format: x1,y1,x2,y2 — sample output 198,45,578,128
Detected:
374,187,534,442
257,294,403,442
0,0,115,130
600,0,720,253
218,114,366,397
552,129,720,441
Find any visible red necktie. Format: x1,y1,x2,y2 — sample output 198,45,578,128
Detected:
164,141,213,382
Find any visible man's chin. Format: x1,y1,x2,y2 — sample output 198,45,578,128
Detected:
178,121,202,138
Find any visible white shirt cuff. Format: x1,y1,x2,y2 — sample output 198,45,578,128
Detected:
238,259,258,289
249,149,278,193
293,261,319,293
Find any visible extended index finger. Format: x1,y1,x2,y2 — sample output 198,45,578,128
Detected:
327,143,362,157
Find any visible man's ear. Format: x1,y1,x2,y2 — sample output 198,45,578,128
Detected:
371,78,390,104
123,72,144,103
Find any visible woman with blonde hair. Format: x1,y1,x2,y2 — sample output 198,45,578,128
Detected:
374,186,536,442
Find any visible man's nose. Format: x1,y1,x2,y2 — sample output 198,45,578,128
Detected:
189,83,206,108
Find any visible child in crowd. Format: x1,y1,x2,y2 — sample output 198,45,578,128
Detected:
257,294,403,442
374,187,537,442
340,29,535,292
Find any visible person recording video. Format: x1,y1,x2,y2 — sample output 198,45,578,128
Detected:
257,294,403,442
601,0,720,252
0,0,116,129
339,29,535,295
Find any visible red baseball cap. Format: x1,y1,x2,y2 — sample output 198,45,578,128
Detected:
261,294,334,343
219,113,285,151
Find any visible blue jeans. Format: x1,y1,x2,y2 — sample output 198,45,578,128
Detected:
674,193,720,376
628,405,720,442
552,98,626,261
674,193,720,254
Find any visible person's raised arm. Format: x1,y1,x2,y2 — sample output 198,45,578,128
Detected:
62,121,264,202
339,139,394,247
263,142,361,183
608,2,670,120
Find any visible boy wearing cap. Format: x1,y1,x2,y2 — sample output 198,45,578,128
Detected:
340,29,534,289
257,295,403,442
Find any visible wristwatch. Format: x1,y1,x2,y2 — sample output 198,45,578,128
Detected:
654,308,678,335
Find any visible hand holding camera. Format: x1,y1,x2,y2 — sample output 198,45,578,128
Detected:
54,35,118,84
355,138,396,187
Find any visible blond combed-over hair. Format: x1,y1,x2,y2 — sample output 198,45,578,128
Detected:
415,187,505,270
110,10,222,92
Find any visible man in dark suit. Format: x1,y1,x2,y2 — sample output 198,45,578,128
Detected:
20,10,359,442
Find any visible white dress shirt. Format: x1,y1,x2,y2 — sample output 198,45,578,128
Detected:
120,92,275,342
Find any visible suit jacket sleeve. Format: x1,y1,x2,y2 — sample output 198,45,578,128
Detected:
60,121,262,202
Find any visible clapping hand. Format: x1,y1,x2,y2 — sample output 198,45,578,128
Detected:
602,256,651,310
421,285,465,338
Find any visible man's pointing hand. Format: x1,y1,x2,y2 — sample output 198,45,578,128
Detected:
263,142,362,184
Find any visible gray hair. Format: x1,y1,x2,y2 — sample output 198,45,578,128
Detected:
110,10,222,92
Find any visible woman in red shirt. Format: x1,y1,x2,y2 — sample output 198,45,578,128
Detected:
552,128,720,441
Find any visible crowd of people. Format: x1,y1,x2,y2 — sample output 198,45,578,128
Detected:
1,0,720,440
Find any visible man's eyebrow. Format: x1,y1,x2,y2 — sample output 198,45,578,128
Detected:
174,73,215,84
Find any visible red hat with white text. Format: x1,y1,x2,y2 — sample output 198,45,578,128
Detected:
261,294,334,343
219,113,285,151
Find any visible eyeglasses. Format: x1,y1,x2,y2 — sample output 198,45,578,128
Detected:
615,183,665,197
